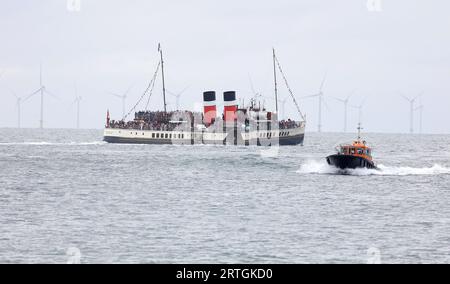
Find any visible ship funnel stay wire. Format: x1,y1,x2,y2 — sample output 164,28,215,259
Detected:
274,53,306,121
122,61,161,120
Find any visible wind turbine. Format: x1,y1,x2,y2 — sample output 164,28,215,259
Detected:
24,64,59,129
11,90,23,128
263,95,288,120
110,85,132,119
351,97,366,127
333,91,355,133
400,92,422,134
248,74,263,109
300,73,327,132
167,86,189,110
279,97,288,120
72,84,82,129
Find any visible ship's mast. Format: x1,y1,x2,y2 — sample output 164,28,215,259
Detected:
158,43,167,112
272,48,279,114
357,123,362,141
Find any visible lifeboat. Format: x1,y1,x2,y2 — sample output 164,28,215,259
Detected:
326,125,377,170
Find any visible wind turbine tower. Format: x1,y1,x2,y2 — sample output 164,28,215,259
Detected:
300,73,327,132
168,86,189,110
415,103,424,134
25,64,58,129
401,92,422,134
334,91,354,132
11,90,23,128
110,86,132,119
73,84,82,129
351,98,366,128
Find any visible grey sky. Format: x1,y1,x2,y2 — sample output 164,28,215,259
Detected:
0,0,449,133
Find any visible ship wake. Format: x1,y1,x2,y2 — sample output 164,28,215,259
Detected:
297,160,450,176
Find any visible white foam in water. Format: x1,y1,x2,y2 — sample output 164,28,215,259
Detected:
297,160,450,176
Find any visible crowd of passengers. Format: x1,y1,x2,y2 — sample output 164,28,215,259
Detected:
108,111,301,131
279,119,299,129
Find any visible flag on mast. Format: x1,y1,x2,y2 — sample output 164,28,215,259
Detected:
106,109,110,127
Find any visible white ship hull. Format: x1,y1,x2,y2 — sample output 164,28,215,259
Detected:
103,124,305,146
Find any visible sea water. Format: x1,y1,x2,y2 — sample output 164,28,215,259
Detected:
0,129,449,263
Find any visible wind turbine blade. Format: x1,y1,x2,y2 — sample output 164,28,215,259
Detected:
166,90,177,97
248,74,257,95
109,92,123,99
360,97,367,107
401,95,410,102
398,91,412,102
178,86,189,96
9,88,18,99
123,85,133,97
331,96,346,103
24,87,42,102
300,94,320,99
40,63,42,86
346,89,356,101
45,89,60,100
413,91,424,102
319,72,327,92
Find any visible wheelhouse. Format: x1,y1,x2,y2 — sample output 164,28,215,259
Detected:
337,140,373,161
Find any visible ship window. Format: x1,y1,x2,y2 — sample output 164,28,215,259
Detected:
165,133,168,139
181,134,184,139
287,132,290,136
152,133,155,138
142,133,145,136
178,134,181,139
156,133,160,138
